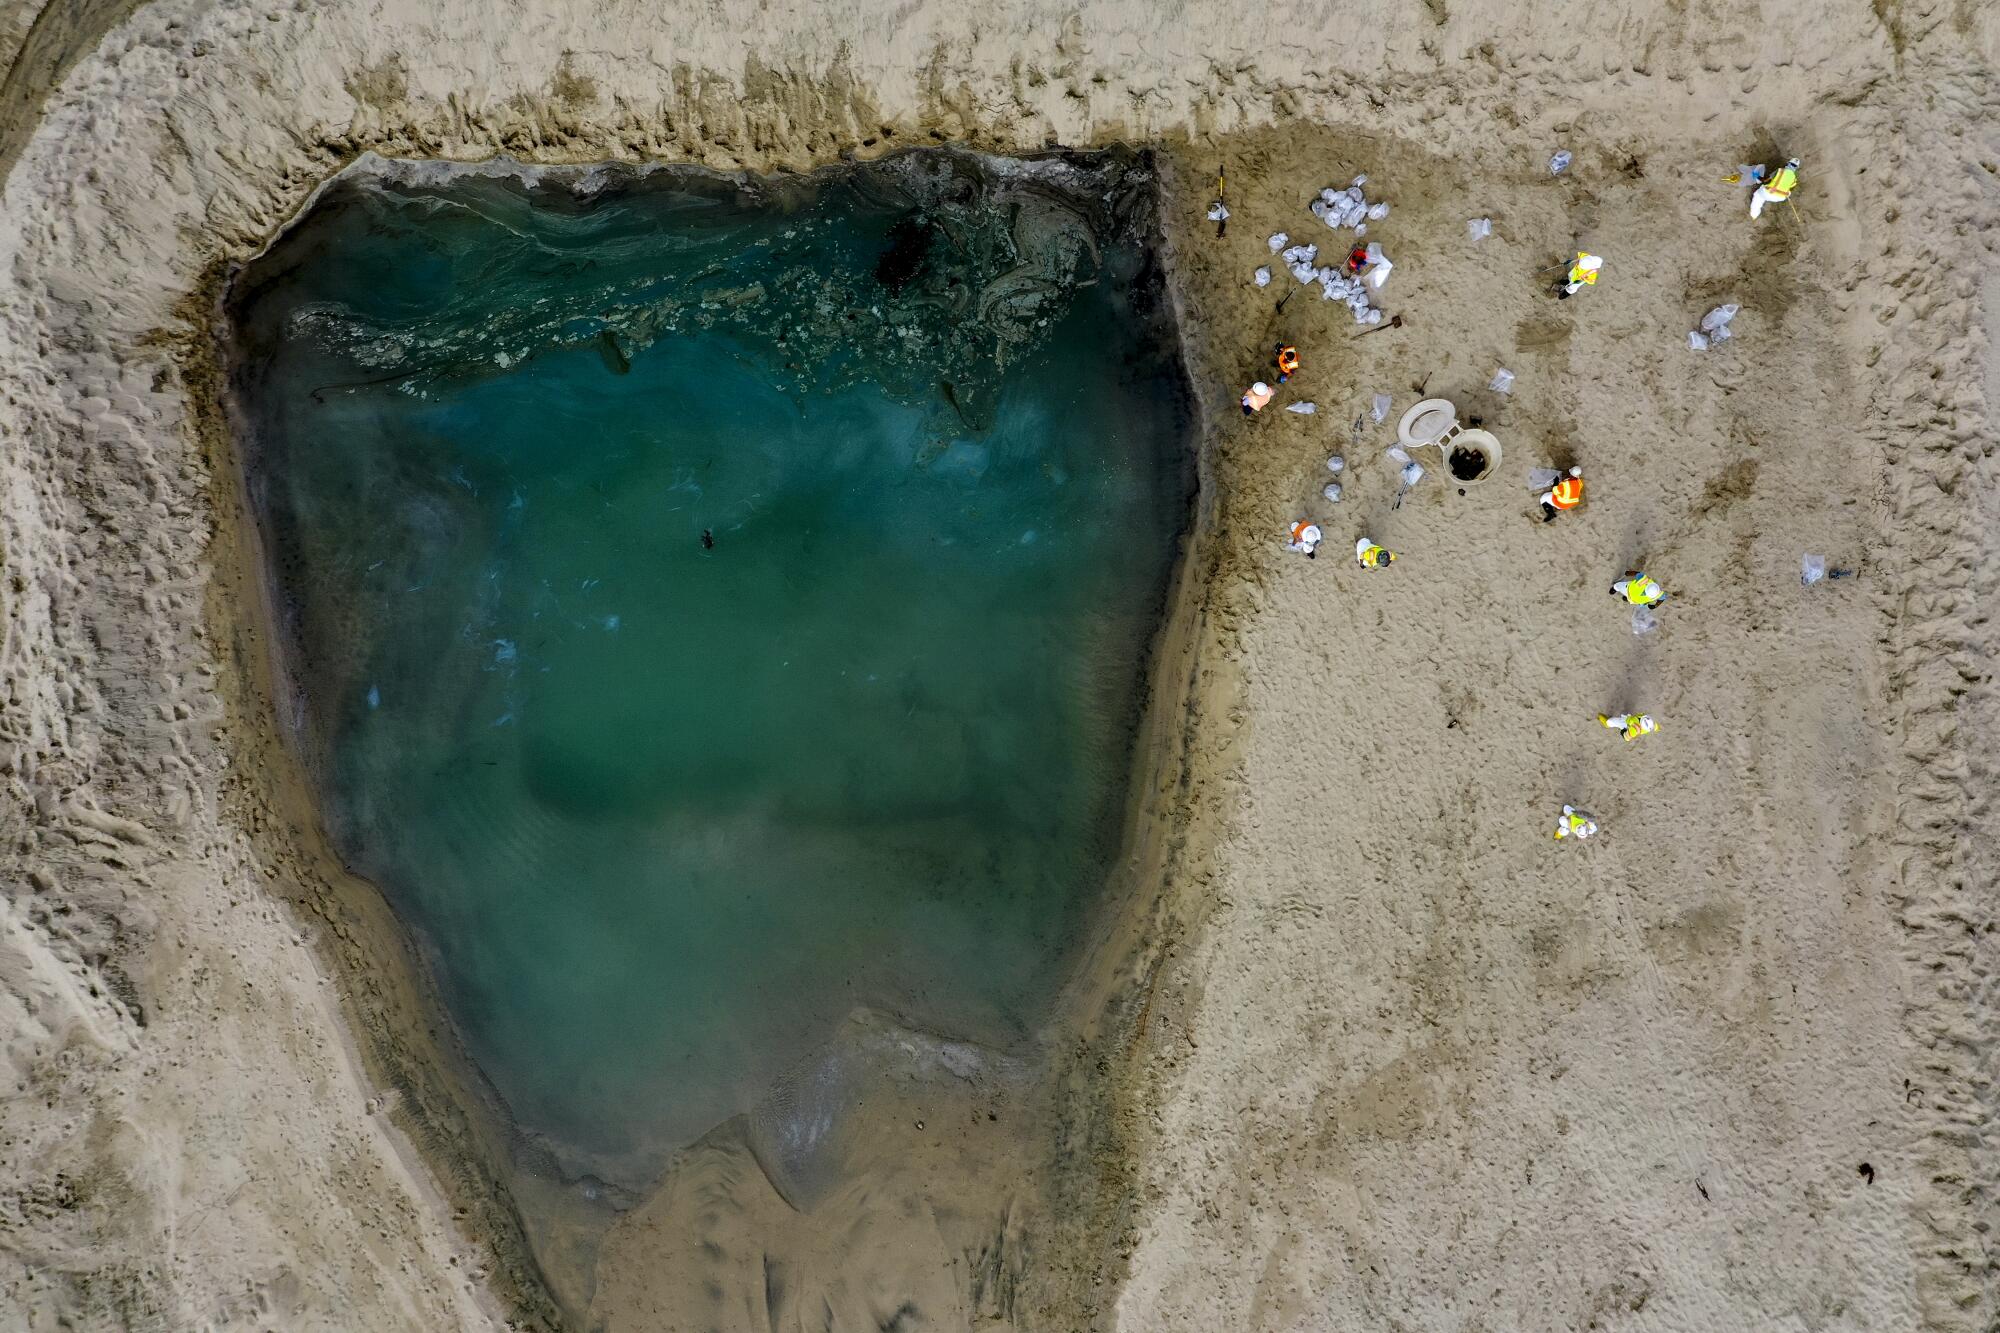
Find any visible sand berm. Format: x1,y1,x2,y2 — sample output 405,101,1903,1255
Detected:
0,0,1995,1328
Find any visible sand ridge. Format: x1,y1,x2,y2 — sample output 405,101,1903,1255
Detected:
0,0,1996,1327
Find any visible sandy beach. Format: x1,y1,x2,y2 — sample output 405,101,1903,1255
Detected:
1,0,1995,1328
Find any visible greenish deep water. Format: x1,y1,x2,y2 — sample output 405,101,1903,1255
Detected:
229,150,1194,1184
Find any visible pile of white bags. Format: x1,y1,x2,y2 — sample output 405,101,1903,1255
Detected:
1309,176,1387,233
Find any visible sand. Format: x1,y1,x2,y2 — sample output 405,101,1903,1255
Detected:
1,0,1996,1328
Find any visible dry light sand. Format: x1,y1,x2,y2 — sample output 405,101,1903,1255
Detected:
0,0,1997,1329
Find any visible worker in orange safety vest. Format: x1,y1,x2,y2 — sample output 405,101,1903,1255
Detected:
1539,466,1584,522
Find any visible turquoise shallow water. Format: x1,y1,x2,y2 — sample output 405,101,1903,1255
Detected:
230,152,1193,1177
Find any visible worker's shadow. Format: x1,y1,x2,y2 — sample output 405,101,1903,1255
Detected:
1605,516,1664,712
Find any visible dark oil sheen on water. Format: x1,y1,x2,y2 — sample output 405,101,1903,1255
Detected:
227,150,1195,1183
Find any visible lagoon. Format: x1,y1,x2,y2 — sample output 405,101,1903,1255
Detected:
228,150,1194,1182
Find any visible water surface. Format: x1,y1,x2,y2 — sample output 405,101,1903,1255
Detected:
230,151,1193,1181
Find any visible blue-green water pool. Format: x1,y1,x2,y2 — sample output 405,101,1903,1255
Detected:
229,151,1193,1179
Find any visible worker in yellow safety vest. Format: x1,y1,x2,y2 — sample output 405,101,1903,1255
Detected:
1609,571,1665,606
1539,466,1584,522
1750,157,1800,219
1554,805,1599,841
1597,712,1658,742
1558,252,1603,299
1355,537,1397,569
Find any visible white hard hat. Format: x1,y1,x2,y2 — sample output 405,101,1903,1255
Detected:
1252,381,1271,395
1569,466,1583,477
1577,254,1603,272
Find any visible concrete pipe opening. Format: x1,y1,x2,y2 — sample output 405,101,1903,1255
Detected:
1397,398,1457,449
1447,429,1501,484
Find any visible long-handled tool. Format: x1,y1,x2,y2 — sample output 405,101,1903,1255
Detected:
1215,164,1227,239
1780,196,1808,241
1352,313,1404,338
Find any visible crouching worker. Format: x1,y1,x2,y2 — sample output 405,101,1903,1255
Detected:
1275,344,1301,383
1596,712,1658,742
1539,466,1584,522
1355,537,1397,570
1610,571,1665,606
1554,805,1599,841
1558,252,1603,299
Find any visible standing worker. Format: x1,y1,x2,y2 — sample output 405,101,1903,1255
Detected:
1596,712,1658,742
1557,252,1604,299
1539,466,1584,522
1609,571,1665,606
1285,520,1323,559
1241,380,1274,415
1750,157,1800,219
1355,537,1397,569
1275,343,1301,383
1554,805,1599,840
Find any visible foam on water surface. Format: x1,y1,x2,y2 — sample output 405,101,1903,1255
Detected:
228,150,1194,1183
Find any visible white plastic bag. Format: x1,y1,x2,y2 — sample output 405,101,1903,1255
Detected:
1207,201,1230,221
1400,462,1426,488
1364,242,1393,289
1371,393,1392,423
1467,217,1493,241
1322,482,1343,502
1366,202,1389,221
1286,402,1317,414
1387,445,1412,466
1549,150,1573,175
1527,467,1562,491
1268,232,1289,252
1489,368,1515,394
1632,607,1659,636
1253,267,1271,288
1689,303,1740,350
1801,554,1827,586
1325,454,1346,473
